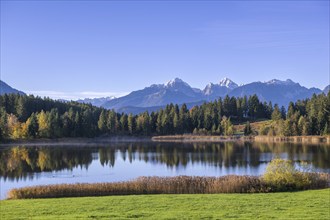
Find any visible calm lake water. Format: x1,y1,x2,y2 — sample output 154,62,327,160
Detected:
0,141,329,199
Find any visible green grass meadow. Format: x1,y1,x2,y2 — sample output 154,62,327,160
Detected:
1,189,329,219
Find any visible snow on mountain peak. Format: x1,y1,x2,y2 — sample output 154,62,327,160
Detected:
219,77,238,89
266,79,296,86
165,78,190,87
204,83,215,95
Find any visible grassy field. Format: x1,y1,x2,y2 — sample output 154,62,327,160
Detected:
1,189,329,219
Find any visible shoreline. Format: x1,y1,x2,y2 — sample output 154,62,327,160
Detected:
152,135,330,144
0,136,152,146
1,135,329,146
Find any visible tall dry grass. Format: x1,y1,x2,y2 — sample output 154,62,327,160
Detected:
151,135,253,142
7,174,329,199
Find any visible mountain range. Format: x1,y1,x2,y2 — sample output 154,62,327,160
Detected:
101,78,328,113
76,96,116,107
1,78,329,114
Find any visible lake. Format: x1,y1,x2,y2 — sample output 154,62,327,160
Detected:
1,141,329,199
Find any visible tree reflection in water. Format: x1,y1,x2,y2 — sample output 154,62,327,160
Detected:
0,142,329,181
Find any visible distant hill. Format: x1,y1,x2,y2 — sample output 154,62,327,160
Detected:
101,77,323,112
77,96,116,107
228,79,322,106
116,101,205,114
324,85,330,94
0,80,25,95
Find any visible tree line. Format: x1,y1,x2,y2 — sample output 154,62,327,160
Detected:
261,92,330,136
0,92,329,140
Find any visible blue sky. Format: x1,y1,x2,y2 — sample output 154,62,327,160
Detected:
1,1,329,100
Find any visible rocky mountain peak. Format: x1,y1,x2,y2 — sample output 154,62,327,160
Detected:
219,77,238,89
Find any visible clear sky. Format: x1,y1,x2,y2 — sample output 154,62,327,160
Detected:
1,1,329,100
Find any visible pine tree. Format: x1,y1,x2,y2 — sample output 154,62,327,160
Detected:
281,106,286,120
247,95,260,119
223,95,231,116
322,123,329,135
156,109,164,134
48,108,60,138
241,96,248,118
211,123,217,135
74,112,82,137
120,114,128,133
128,113,135,134
26,113,38,138
204,111,213,131
173,112,180,134
106,110,116,134
244,121,252,135
287,102,295,119
15,95,27,121
161,113,171,135
149,112,157,134
267,101,274,119
271,104,282,121
236,98,243,121
136,114,144,134
142,112,150,135
98,110,107,133
282,119,292,136
0,108,8,139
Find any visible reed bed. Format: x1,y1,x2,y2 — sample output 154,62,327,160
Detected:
152,135,330,143
254,135,330,143
151,135,251,142
7,174,330,199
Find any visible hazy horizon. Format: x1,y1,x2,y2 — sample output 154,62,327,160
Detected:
2,76,328,101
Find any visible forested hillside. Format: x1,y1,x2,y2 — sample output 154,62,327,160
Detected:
0,92,329,140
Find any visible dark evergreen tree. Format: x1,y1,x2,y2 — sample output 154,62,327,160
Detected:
271,104,282,121
280,106,286,120
119,114,128,133
244,121,252,136
98,110,107,133
127,113,135,134
26,113,38,138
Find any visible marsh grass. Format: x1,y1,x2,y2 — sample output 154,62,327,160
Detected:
151,135,252,142
7,173,329,199
152,134,330,143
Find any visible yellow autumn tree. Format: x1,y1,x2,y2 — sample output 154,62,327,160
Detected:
20,122,29,138
7,114,22,139
37,111,49,138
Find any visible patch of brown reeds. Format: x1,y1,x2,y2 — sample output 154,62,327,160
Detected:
151,135,252,142
254,135,330,144
7,173,330,199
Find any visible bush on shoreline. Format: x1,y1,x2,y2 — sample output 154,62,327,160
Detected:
262,159,329,191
